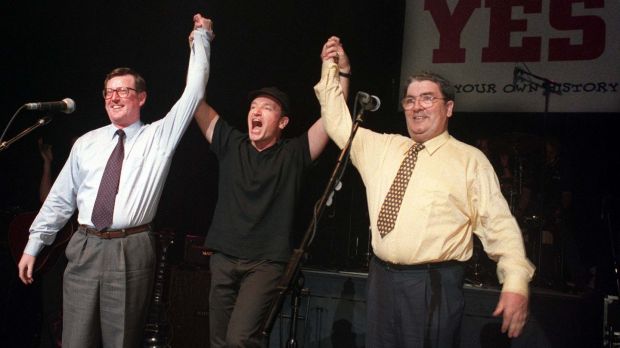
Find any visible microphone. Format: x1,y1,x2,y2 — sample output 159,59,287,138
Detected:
24,98,76,114
357,91,381,112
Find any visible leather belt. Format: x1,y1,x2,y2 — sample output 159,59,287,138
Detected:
373,257,464,271
79,223,151,239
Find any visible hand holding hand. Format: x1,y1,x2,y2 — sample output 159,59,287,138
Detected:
321,36,350,74
189,13,215,47
193,13,214,33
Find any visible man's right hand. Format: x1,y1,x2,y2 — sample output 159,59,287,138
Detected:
189,13,215,47
18,253,36,285
320,36,350,100
321,36,350,72
193,13,213,33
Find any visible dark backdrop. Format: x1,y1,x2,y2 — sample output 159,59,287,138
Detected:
1,1,619,345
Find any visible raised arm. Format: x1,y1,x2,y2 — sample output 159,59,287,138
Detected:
323,36,350,101
183,13,212,102
190,15,220,143
308,36,351,160
154,13,213,152
194,100,220,143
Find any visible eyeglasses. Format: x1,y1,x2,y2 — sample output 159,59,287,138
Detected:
103,87,138,100
401,95,446,110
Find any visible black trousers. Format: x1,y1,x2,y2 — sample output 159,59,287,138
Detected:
366,257,466,348
209,252,285,348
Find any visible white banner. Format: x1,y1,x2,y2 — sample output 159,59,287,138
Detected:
400,0,620,113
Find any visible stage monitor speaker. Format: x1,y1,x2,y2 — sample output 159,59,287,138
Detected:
269,270,367,348
167,266,211,348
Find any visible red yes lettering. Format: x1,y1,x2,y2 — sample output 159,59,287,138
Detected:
548,0,605,61
482,0,542,62
424,0,605,63
425,0,481,63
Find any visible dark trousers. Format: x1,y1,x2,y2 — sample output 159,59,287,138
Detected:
62,228,155,348
209,252,285,348
366,257,465,348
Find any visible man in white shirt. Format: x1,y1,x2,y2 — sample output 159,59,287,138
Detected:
17,13,214,348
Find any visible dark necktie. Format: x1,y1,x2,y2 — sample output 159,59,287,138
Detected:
92,129,126,231
376,143,425,238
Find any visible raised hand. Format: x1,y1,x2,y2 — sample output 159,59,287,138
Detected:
321,36,350,74
189,13,215,47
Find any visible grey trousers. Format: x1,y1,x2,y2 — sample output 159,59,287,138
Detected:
62,228,155,348
209,252,285,348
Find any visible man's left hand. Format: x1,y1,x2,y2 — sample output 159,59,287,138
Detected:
492,291,528,338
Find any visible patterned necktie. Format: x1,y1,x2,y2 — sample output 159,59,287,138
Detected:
377,143,425,238
92,129,126,231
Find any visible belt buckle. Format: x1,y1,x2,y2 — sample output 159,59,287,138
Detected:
103,231,112,239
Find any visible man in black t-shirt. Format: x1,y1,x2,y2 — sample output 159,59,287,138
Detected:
193,36,351,347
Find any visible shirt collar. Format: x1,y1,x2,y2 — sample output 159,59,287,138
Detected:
418,131,450,156
106,120,143,140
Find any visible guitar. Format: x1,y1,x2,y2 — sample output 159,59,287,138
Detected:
8,211,76,274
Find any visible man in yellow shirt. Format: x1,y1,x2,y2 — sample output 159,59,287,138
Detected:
314,51,535,347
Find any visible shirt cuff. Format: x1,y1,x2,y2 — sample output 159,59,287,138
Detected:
500,274,530,297
24,238,45,257
195,27,214,42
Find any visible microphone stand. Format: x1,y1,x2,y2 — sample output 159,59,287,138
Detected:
514,67,562,114
0,116,52,153
260,103,369,344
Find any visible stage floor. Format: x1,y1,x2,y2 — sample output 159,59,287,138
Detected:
268,267,601,348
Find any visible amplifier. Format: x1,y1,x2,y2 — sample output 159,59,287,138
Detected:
167,266,211,347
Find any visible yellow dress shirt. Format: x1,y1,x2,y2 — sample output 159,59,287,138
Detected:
314,61,535,296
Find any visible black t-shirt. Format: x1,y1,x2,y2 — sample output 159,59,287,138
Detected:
205,119,312,262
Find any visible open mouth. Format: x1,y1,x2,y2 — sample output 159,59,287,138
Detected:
252,119,263,130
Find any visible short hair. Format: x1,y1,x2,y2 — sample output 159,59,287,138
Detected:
103,67,146,92
403,72,455,102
